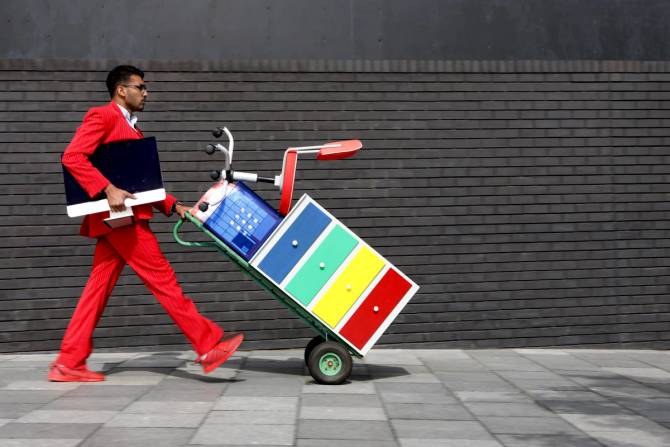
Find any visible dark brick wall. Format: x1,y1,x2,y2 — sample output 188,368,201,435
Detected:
1,59,669,353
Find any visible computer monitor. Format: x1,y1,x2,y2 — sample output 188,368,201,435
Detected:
63,137,166,217
201,181,282,261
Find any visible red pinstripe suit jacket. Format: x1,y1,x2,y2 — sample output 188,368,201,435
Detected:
62,101,177,238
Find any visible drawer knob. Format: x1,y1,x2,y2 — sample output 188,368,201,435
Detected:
346,284,352,291
292,240,299,247
373,306,379,313
319,262,326,270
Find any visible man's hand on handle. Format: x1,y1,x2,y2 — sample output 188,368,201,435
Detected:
174,203,193,220
104,184,136,212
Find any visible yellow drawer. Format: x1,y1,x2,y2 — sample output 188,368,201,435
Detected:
312,246,385,328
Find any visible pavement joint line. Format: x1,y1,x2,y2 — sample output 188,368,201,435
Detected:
372,377,398,443
296,353,307,446
527,353,665,447
449,350,613,446
72,355,182,447
422,350,505,446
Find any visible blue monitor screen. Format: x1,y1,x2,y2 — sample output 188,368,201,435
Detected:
203,182,282,261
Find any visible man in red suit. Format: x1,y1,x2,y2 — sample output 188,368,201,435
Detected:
50,65,243,382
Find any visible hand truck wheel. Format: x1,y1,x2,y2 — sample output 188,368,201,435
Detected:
307,340,353,385
304,335,325,365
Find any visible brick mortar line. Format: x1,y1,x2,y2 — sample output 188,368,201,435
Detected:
3,59,670,73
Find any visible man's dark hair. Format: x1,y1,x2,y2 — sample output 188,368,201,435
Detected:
106,65,144,98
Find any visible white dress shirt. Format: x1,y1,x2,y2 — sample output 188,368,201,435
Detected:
116,103,138,130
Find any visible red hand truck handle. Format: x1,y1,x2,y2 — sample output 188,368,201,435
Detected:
277,140,361,216
278,149,297,216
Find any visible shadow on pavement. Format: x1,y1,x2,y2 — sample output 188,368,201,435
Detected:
102,352,244,383
100,352,411,383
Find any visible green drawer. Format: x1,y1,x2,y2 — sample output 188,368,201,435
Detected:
285,224,358,306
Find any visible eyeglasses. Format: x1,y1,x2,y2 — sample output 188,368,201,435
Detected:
123,84,147,92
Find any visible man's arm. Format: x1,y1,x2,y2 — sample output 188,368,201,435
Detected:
153,194,193,219
61,109,111,198
153,193,178,216
62,108,136,212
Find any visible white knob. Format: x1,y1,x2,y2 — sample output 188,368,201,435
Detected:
373,306,379,313
346,284,352,291
319,262,326,270
292,240,298,247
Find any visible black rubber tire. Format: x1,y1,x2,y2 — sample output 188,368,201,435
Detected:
307,341,353,385
304,335,325,365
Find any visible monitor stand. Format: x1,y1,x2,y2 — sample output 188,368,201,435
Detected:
104,207,134,228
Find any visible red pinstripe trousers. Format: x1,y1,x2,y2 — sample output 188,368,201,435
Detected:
56,220,224,369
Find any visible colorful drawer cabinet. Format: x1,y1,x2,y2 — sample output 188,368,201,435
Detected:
251,195,419,356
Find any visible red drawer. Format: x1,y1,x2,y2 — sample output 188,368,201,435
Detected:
339,268,412,351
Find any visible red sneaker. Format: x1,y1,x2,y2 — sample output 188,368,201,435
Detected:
194,333,242,364
200,333,244,374
47,363,105,382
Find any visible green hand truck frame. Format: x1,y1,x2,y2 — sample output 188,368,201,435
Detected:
174,212,362,384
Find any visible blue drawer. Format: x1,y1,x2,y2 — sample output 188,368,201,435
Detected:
257,202,331,284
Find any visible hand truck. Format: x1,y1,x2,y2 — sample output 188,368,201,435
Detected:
173,127,419,384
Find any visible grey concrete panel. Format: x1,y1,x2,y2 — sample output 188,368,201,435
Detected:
2,1,670,60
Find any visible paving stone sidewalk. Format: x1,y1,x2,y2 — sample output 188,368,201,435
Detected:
1,348,670,446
